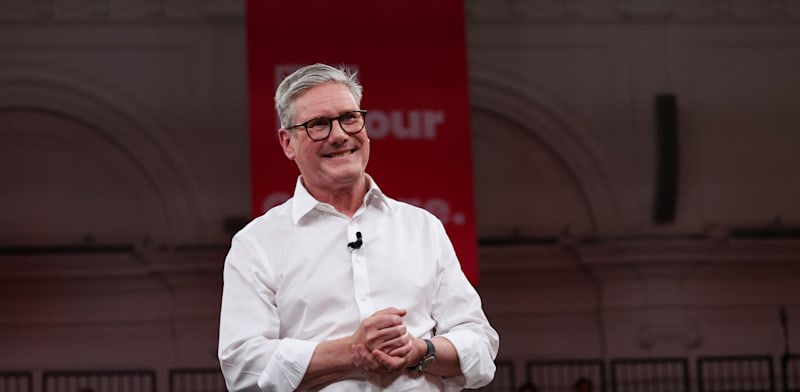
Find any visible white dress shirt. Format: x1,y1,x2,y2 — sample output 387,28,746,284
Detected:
218,176,499,391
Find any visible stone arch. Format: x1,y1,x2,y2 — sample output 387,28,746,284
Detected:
0,65,203,245
469,65,619,235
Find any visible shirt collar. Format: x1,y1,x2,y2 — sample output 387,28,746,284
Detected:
290,174,392,225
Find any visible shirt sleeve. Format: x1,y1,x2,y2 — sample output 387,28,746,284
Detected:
218,232,319,392
429,219,500,390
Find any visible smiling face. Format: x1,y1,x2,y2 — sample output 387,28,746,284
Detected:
279,82,370,198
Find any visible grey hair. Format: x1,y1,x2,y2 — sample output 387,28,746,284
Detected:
274,63,363,129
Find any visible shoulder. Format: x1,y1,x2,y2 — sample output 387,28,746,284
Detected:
234,198,294,241
382,196,446,230
367,175,441,225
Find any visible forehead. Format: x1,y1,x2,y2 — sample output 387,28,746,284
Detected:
292,82,358,119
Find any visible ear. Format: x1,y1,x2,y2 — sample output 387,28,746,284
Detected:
278,129,296,160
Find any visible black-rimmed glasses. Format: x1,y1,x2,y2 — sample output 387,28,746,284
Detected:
287,110,368,141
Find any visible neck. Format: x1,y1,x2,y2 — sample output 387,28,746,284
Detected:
303,176,369,218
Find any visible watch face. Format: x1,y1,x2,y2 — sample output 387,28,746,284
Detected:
418,354,436,371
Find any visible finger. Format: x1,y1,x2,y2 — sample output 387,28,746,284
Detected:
354,315,405,347
385,338,413,358
373,307,407,318
361,316,403,335
367,324,406,340
372,348,408,372
365,325,407,349
351,343,370,363
375,330,410,352
352,344,382,371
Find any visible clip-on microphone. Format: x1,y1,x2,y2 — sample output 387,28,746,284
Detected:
347,231,363,250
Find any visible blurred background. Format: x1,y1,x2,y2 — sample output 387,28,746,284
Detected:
1,0,799,391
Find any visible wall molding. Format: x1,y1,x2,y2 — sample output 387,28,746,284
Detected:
466,0,800,22
0,0,242,22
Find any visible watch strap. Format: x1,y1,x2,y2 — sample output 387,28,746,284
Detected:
409,338,436,372
423,338,435,357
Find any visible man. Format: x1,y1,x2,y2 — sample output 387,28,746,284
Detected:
218,63,499,391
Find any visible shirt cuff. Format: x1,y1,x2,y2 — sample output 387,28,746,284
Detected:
257,338,319,391
438,329,496,389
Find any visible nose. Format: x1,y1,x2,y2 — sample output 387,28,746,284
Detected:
327,118,349,142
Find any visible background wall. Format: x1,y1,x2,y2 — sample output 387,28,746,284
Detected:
466,1,800,386
1,0,799,391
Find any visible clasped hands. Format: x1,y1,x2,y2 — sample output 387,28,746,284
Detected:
349,307,423,373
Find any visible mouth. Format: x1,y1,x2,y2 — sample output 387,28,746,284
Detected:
323,148,357,158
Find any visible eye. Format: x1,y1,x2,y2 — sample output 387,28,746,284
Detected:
306,118,330,131
340,112,360,124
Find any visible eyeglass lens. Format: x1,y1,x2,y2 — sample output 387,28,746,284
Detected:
305,111,366,140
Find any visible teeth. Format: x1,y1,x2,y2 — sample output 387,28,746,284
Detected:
328,150,352,158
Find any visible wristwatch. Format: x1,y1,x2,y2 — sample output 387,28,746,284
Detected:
411,338,436,372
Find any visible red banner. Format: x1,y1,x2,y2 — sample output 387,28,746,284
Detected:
246,1,479,284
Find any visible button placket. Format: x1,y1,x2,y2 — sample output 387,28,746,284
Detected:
348,220,374,317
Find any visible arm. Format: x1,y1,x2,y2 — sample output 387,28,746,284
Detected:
352,218,498,387
429,220,500,388
294,337,354,390
419,336,463,377
218,234,307,392
297,308,413,390
366,335,463,377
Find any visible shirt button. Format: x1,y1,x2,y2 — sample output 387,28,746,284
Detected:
359,296,367,302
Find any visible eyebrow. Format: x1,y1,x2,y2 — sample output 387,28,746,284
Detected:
306,110,359,121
